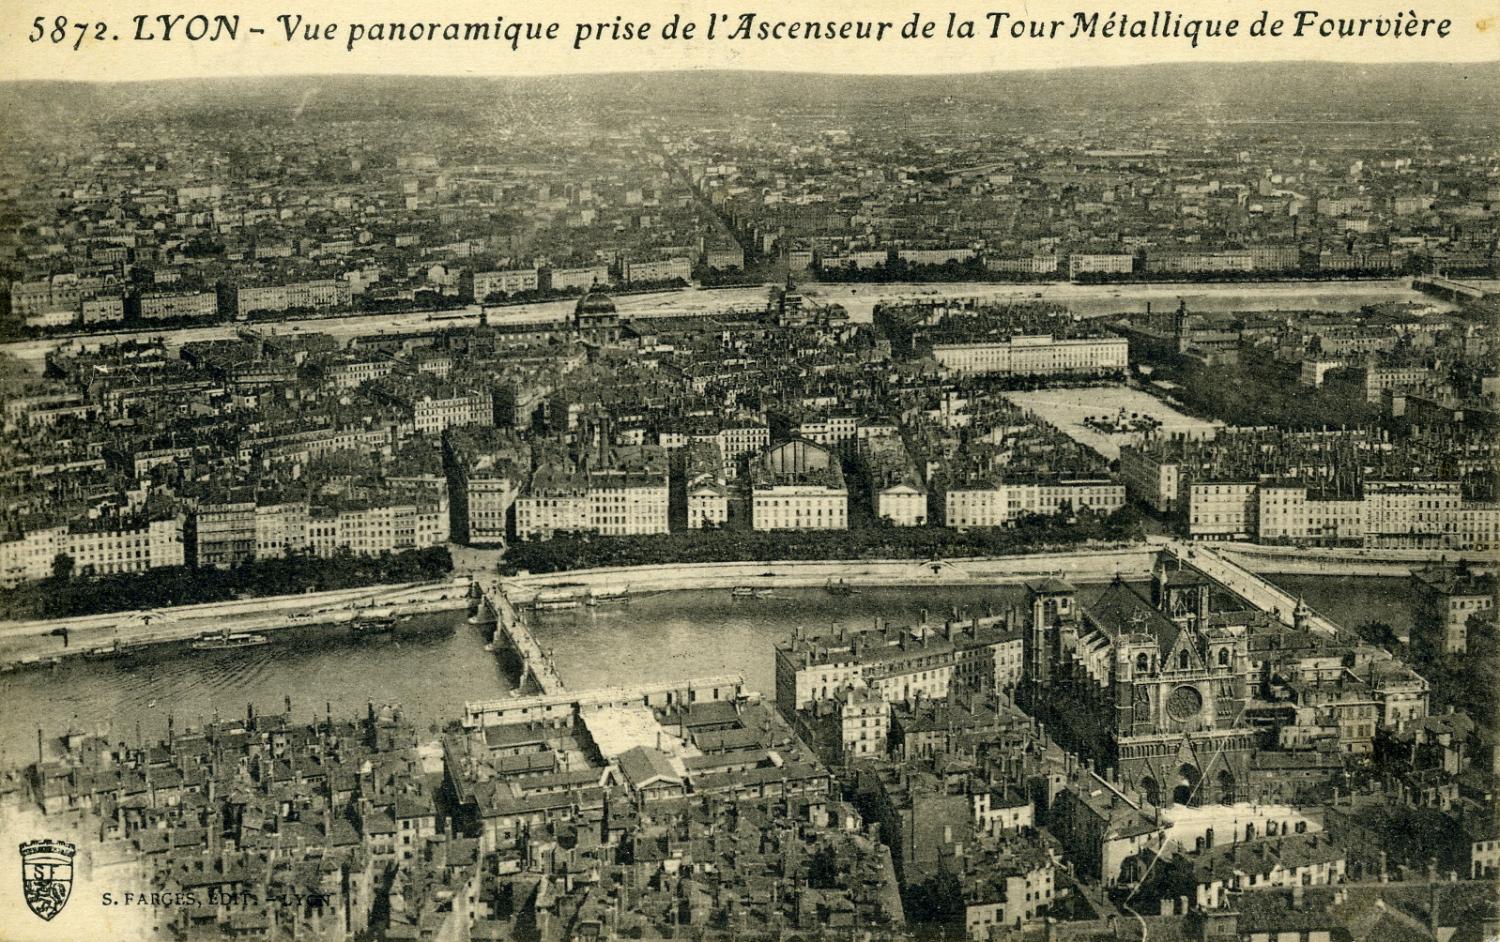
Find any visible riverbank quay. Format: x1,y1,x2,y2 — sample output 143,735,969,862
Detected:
1,277,1450,373
500,544,1159,604
2,537,1459,674
0,579,471,671
1214,543,1498,577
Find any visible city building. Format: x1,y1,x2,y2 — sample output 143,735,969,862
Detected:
751,440,848,531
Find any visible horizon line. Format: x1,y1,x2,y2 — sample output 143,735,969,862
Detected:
3,57,1499,87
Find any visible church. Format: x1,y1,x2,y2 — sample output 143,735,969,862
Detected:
1019,557,1261,807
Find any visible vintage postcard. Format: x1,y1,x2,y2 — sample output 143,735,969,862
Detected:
0,1,1497,939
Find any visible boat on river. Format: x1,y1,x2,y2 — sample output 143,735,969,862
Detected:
825,578,856,597
353,609,397,634
534,590,582,611
586,586,630,606
190,630,271,652
84,641,123,660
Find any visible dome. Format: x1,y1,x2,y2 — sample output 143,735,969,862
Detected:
575,290,617,315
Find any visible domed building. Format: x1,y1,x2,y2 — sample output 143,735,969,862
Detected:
573,288,620,344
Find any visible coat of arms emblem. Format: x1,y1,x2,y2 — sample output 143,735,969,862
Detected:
19,839,75,921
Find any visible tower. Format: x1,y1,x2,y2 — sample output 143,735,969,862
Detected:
1292,595,1311,632
1023,577,1076,695
1153,556,1211,628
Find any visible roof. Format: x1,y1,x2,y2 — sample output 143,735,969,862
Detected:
681,700,741,729
617,747,681,791
1085,579,1179,651
575,290,617,315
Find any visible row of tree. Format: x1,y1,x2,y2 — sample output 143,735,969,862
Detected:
502,506,1145,575
2,547,454,621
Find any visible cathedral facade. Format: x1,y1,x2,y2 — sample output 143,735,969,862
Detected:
1020,558,1260,807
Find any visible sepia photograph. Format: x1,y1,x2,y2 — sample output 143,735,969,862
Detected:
0,1,1498,939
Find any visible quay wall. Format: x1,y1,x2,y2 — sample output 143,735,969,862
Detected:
1214,543,1497,578
0,580,471,670
501,545,1159,602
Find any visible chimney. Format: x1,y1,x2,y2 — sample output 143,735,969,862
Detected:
1205,827,1214,849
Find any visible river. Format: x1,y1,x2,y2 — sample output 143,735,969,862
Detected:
0,278,1453,373
1267,574,1418,639
0,576,1412,764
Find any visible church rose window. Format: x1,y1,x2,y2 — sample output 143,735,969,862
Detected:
1166,685,1203,721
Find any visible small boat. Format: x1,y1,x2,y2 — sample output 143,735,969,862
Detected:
84,642,122,660
825,579,856,597
190,630,270,652
586,586,630,606
534,591,582,611
730,586,757,599
352,613,396,634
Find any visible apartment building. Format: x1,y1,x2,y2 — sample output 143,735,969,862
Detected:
444,429,531,546
1411,565,1495,656
470,268,540,300
585,456,669,537
1257,486,1366,544
81,296,125,325
232,277,351,316
943,480,1125,529
324,357,398,391
0,515,185,586
547,265,610,292
1187,482,1260,540
623,256,692,284
1194,479,1500,551
750,440,848,532
137,290,219,320
1118,446,1184,513
1067,253,1134,278
188,500,258,568
774,624,956,716
684,441,729,529
306,499,450,557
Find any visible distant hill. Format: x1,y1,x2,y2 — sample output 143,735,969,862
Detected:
1,61,1496,126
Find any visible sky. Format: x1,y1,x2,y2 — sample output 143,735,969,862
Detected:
2,0,1498,83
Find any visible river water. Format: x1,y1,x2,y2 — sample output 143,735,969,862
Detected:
0,279,1454,374
0,577,1412,764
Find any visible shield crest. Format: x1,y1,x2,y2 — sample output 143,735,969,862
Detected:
19,839,75,921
